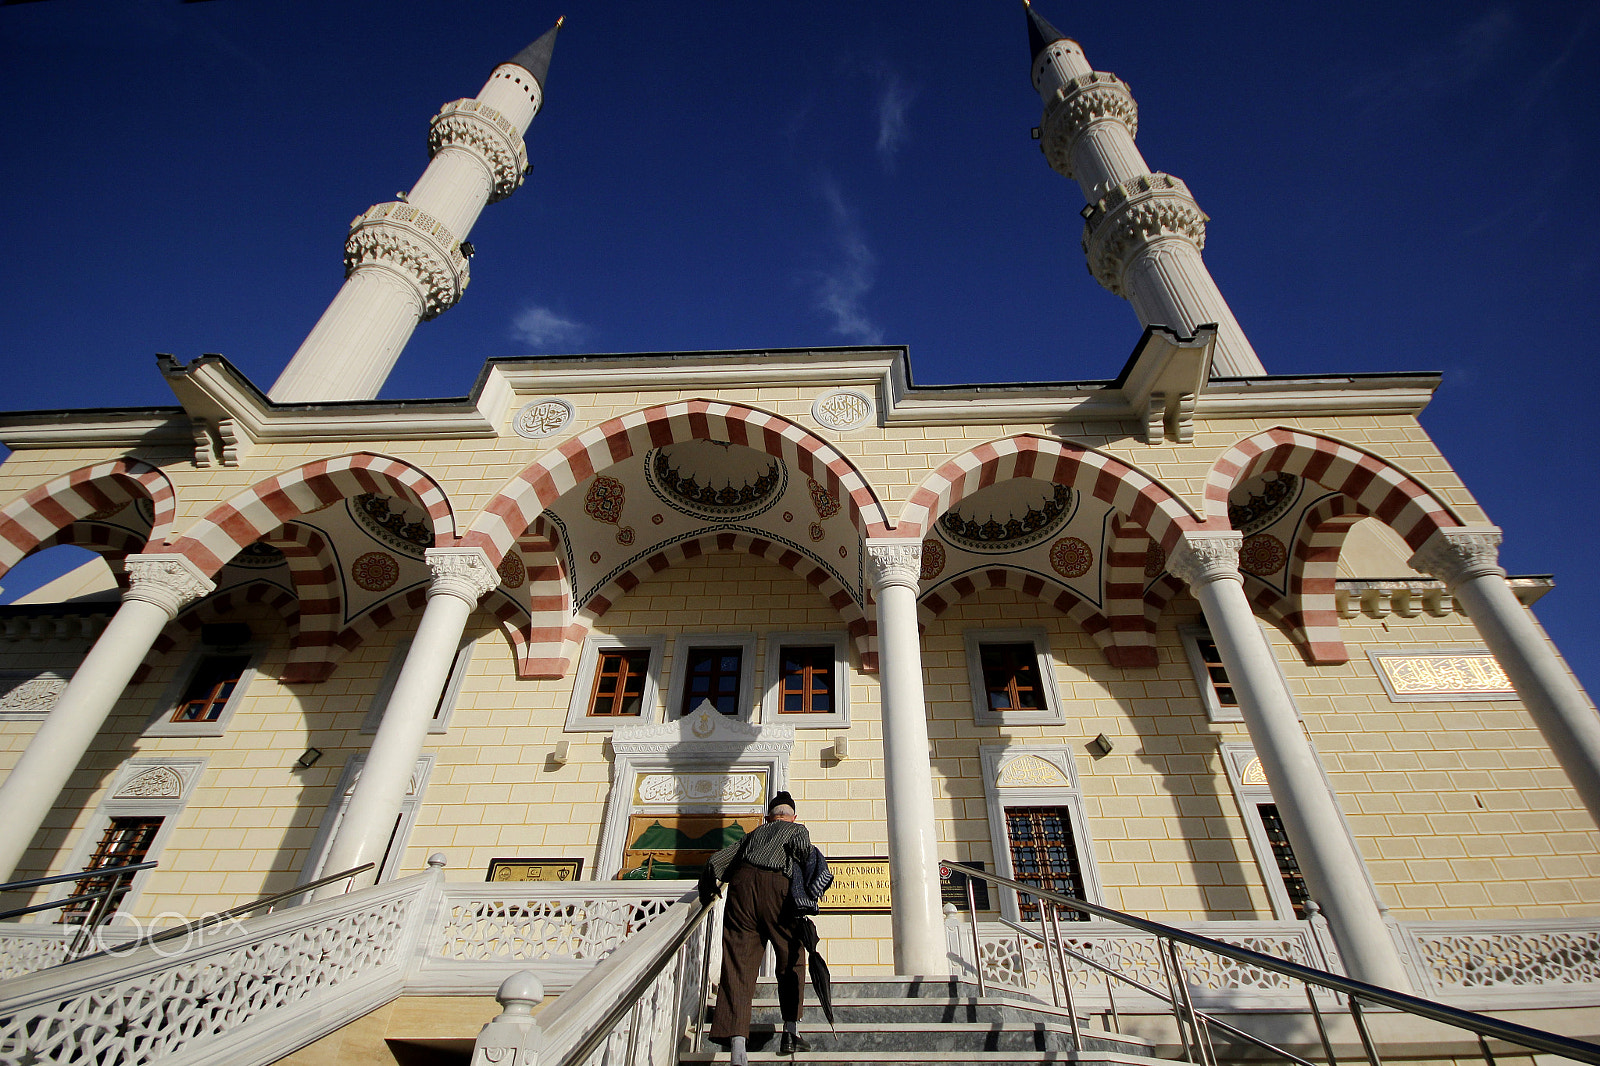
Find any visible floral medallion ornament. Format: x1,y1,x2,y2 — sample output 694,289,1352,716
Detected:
590,551,603,565
1239,533,1288,576
651,513,664,525
351,551,400,592
498,553,526,587
617,526,636,545
920,539,945,581
512,397,575,440
783,511,794,523
1049,537,1094,579
1144,543,1167,578
811,388,873,431
584,476,626,526
807,478,841,521
809,523,825,542
838,545,848,559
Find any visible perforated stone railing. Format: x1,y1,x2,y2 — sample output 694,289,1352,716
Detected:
412,880,694,993
0,873,432,1066
0,925,139,980
956,916,1340,1010
1399,918,1600,1007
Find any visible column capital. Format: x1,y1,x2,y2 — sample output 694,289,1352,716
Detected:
1408,526,1505,586
425,547,499,605
866,540,923,592
1168,530,1243,590
122,554,216,619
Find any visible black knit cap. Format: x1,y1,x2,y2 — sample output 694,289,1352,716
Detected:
768,790,796,812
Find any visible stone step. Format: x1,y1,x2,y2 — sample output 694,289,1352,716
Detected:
680,1049,1176,1066
686,1021,1149,1056
748,976,1039,1003
748,996,1116,1030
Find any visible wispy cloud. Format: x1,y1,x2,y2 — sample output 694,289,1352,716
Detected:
869,63,916,170
1351,7,1515,103
509,305,584,350
810,176,884,344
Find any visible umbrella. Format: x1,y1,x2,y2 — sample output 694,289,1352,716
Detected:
795,916,836,1030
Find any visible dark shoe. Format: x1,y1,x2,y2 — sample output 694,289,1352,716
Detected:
779,1032,811,1055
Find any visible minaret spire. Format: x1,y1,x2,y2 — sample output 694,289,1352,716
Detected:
269,20,564,403
1024,2,1264,376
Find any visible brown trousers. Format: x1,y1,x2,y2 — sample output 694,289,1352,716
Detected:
710,864,805,1040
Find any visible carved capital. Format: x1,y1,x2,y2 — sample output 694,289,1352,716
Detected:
429,98,528,203
1167,531,1243,590
425,547,499,604
1408,526,1505,587
345,202,470,319
123,554,216,618
1081,173,1207,297
1040,71,1138,178
866,540,923,591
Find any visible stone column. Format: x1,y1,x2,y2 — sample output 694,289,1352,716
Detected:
1170,531,1411,991
313,547,498,898
866,540,946,977
1411,527,1600,826
0,555,214,880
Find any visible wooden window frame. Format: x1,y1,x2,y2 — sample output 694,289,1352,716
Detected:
564,635,666,732
963,628,1063,726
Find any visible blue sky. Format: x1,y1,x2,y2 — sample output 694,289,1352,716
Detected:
1,0,1596,696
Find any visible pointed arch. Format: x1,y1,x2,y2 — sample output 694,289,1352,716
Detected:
162,453,455,576
461,399,891,567
1205,427,1463,550
897,435,1202,549
577,532,873,668
499,525,577,679
1100,514,1161,668
261,523,344,684
0,458,177,579
1236,494,1367,666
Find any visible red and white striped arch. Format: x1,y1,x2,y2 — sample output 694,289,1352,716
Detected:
316,587,431,683
462,400,890,566
0,458,176,579
1254,494,1369,665
163,453,455,576
507,527,578,679
134,582,299,685
577,531,874,669
897,436,1202,549
29,523,150,590
260,524,343,684
1100,514,1160,668
1205,428,1462,550
919,566,1119,656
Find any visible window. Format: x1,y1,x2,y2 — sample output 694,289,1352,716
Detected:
963,629,1063,725
59,817,163,924
299,753,434,888
170,654,250,722
565,635,665,732
981,745,1102,923
361,636,474,734
1256,802,1310,919
761,632,850,727
588,649,652,717
1005,806,1090,921
665,633,756,722
1180,625,1295,724
680,646,743,715
145,637,262,737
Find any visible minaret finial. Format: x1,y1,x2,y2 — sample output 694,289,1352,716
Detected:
1024,0,1067,65
508,18,563,90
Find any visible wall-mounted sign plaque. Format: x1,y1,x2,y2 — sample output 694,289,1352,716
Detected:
486,857,585,882
819,857,892,913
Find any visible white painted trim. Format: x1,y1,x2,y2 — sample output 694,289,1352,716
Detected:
1180,623,1296,724
664,632,758,722
142,643,266,738
1219,742,1300,921
979,744,1102,923
963,628,1064,726
759,630,851,728
361,636,475,734
562,634,666,732
299,753,435,886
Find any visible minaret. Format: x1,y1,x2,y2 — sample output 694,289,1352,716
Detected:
1026,3,1264,377
269,20,563,403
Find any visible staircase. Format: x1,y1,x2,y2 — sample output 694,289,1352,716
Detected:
681,977,1166,1066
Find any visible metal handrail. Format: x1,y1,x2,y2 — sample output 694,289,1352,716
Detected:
69,862,376,962
552,895,719,1066
942,859,1600,1066
0,862,159,922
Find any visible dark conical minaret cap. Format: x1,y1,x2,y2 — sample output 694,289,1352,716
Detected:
1024,1,1067,64
508,16,563,89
